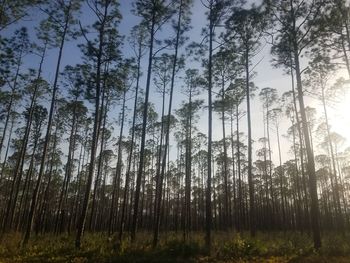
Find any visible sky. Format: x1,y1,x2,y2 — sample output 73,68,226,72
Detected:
2,0,350,166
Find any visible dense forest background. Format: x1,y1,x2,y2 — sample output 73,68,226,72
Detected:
1,0,350,259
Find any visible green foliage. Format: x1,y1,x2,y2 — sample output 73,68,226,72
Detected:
219,235,265,259
320,234,350,256
1,232,350,262
0,0,44,31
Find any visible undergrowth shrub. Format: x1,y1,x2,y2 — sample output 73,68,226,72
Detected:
0,232,350,262
321,234,350,256
217,234,266,259
161,239,202,257
265,232,313,257
0,232,22,257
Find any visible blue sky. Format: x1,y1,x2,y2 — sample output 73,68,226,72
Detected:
2,0,350,165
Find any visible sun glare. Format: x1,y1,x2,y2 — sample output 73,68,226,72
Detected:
328,79,350,147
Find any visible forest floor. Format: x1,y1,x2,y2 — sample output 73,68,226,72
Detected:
0,231,350,262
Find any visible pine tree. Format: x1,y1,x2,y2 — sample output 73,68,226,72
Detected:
131,0,172,242
75,0,122,248
23,0,82,245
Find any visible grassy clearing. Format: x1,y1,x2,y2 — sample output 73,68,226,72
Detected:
0,232,350,262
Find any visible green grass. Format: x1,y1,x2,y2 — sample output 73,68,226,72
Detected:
0,231,350,262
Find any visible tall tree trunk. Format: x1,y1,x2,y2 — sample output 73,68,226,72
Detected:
153,0,183,247
22,7,70,244
0,92,13,160
36,121,59,234
75,2,108,248
236,105,243,231
276,122,286,228
290,62,310,230
0,116,14,185
109,89,126,236
131,9,156,242
16,119,42,231
1,47,26,232
89,92,108,231
230,109,236,230
266,102,275,226
245,46,256,237
72,129,88,230
2,40,46,233
335,0,350,78
184,89,192,240
321,85,343,231
153,78,167,241
292,35,321,248
118,44,142,240
205,1,213,250
221,79,229,229
55,98,78,234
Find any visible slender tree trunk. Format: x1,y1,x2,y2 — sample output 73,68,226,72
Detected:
221,79,229,229
335,0,350,78
0,116,14,185
89,96,108,231
1,48,26,232
72,129,88,229
55,98,78,234
291,117,303,232
205,1,213,250
22,7,70,244
184,89,192,241
109,89,126,236
0,94,13,160
131,9,156,242
262,110,270,229
37,122,59,234
236,105,243,231
118,44,142,241
2,40,46,234
153,79,167,240
340,33,350,78
230,110,236,229
292,34,321,248
290,62,310,230
75,2,108,248
245,46,255,237
16,120,42,231
321,86,343,231
266,103,275,226
153,0,183,247
0,37,26,160
276,123,286,228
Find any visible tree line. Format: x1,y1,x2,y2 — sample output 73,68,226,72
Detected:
0,0,350,251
